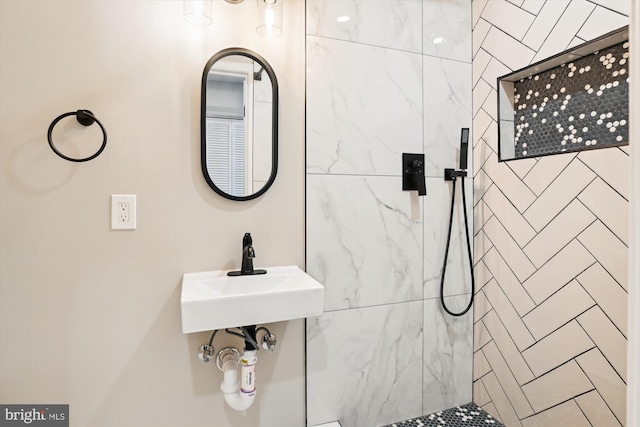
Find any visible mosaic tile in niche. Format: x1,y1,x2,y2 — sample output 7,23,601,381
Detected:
512,41,629,158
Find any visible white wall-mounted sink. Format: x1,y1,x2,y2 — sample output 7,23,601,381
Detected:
181,265,324,333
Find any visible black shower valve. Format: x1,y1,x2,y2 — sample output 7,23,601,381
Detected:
402,153,427,196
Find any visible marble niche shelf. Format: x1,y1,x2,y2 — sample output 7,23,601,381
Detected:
497,26,629,161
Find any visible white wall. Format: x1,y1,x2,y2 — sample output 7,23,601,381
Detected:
0,1,305,426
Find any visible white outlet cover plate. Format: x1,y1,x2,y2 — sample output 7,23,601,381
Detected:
111,194,136,230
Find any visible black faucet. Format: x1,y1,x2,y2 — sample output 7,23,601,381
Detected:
227,233,267,276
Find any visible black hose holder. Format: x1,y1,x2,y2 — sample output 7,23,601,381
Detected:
47,109,107,162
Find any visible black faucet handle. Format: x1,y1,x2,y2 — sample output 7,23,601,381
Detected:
247,246,256,258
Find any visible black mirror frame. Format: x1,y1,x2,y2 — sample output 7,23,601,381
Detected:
201,47,279,201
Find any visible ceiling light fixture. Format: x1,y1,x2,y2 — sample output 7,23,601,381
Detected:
183,0,213,26
256,0,283,37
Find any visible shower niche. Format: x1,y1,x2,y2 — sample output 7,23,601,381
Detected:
497,26,629,161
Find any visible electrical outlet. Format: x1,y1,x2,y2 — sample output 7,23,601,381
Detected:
111,195,136,230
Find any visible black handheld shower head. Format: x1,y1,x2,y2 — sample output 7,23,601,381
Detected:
459,128,469,171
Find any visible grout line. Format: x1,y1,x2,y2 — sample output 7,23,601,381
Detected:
522,296,596,345
480,347,525,422
520,155,581,217
575,275,628,339
584,0,630,17
572,5,598,48
576,315,628,385
575,155,629,202
576,187,629,248
575,230,627,292
575,349,626,426
520,200,597,262
305,34,422,56
525,0,573,63
483,310,539,393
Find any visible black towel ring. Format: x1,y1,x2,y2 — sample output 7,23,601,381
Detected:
47,110,107,162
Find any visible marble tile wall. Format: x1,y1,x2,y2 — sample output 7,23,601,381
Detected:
472,1,630,426
305,1,472,426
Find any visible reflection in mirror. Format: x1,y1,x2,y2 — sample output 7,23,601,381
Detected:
201,48,278,200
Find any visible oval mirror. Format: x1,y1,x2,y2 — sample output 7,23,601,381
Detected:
201,48,278,201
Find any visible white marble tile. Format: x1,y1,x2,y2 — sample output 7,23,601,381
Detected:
306,36,423,176
423,296,473,414
424,177,474,300
307,301,423,427
576,6,629,42
482,0,535,41
423,0,472,62
307,175,423,311
306,0,422,53
423,56,472,177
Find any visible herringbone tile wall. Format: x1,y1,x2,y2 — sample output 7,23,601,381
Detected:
472,1,630,426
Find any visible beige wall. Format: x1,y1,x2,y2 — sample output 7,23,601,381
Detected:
472,1,630,426
0,1,305,426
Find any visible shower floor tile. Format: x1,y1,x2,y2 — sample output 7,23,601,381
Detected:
384,402,505,427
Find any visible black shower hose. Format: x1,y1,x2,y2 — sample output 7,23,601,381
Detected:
440,176,475,316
